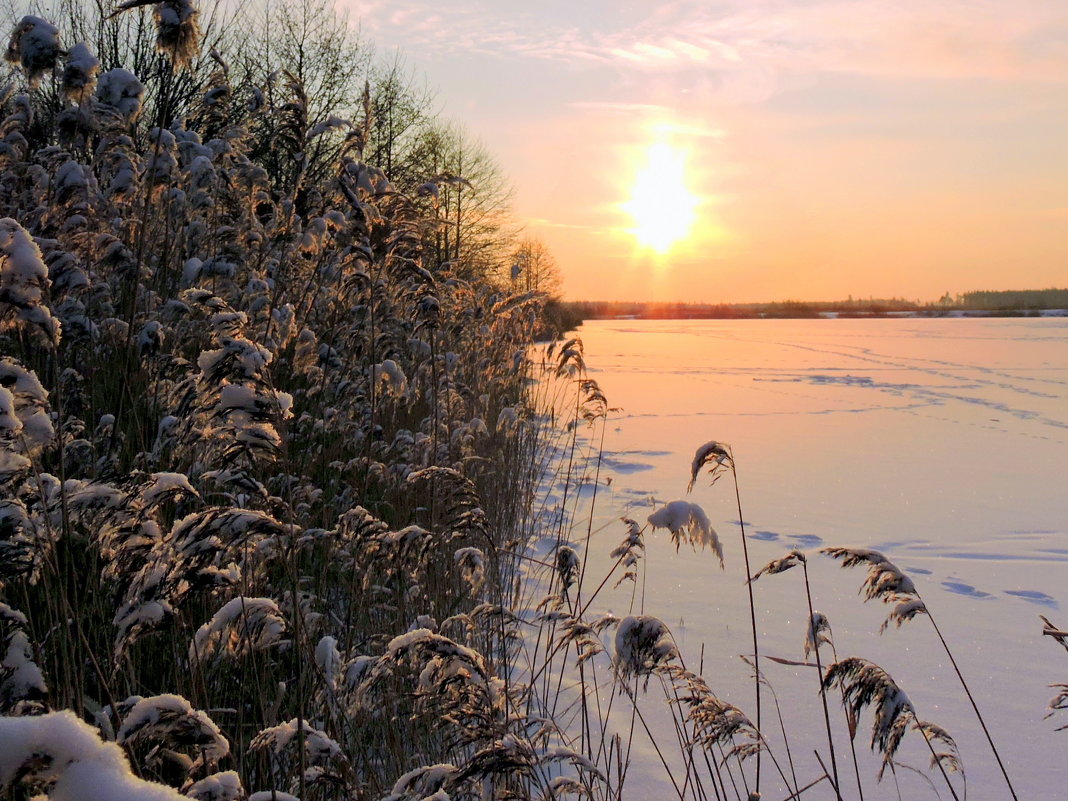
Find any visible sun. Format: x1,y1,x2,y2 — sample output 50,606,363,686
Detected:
623,142,699,253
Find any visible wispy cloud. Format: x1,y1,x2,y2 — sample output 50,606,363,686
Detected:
528,217,614,232
568,101,671,114
349,0,1068,95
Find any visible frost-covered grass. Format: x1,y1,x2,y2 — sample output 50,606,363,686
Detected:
0,7,603,799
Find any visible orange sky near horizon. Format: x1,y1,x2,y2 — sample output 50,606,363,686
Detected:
348,0,1068,303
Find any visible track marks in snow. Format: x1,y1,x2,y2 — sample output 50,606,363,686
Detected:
1004,590,1057,607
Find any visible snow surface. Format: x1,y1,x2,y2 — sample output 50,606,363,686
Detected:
563,317,1068,800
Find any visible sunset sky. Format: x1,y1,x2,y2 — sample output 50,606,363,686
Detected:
347,0,1068,302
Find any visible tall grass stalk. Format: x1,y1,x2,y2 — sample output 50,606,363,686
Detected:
727,446,763,794
801,559,842,801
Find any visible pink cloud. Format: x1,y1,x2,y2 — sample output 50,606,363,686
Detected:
344,0,1068,93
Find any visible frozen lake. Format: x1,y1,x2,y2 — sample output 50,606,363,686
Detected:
546,317,1068,800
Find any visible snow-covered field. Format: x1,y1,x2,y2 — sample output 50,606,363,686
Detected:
561,317,1068,800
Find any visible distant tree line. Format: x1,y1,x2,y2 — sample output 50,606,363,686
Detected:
566,297,924,321
954,288,1068,310
563,288,1068,324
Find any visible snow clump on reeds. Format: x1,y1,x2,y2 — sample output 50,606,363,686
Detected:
190,596,289,662
453,546,486,594
688,439,732,490
184,771,244,801
96,68,144,121
61,42,99,103
0,629,46,713
648,499,723,566
0,710,192,800
5,16,60,88
805,611,833,658
111,0,200,68
116,693,229,770
0,217,61,344
614,614,677,683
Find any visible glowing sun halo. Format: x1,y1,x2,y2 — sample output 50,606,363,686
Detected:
623,142,699,253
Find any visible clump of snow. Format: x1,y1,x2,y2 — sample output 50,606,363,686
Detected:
417,181,440,206
315,635,341,689
113,600,172,651
647,499,723,566
0,629,46,711
454,546,486,594
251,718,341,763
137,320,165,356
140,471,197,508
0,710,190,800
198,335,272,378
61,42,99,103
342,654,376,691
116,693,229,766
386,763,458,800
96,68,145,121
688,440,731,491
5,16,60,88
0,218,61,344
495,405,518,434
184,771,244,801
555,545,580,591
374,359,407,396
805,611,833,657
0,387,21,436
54,159,92,204
614,614,677,682
0,603,27,626
309,115,350,139
0,357,53,453
182,257,204,285
191,596,288,662
151,0,200,68
145,127,178,184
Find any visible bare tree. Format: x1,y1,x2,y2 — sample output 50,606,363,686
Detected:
19,0,240,128
410,120,514,280
510,236,561,297
231,0,370,192
366,51,434,185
